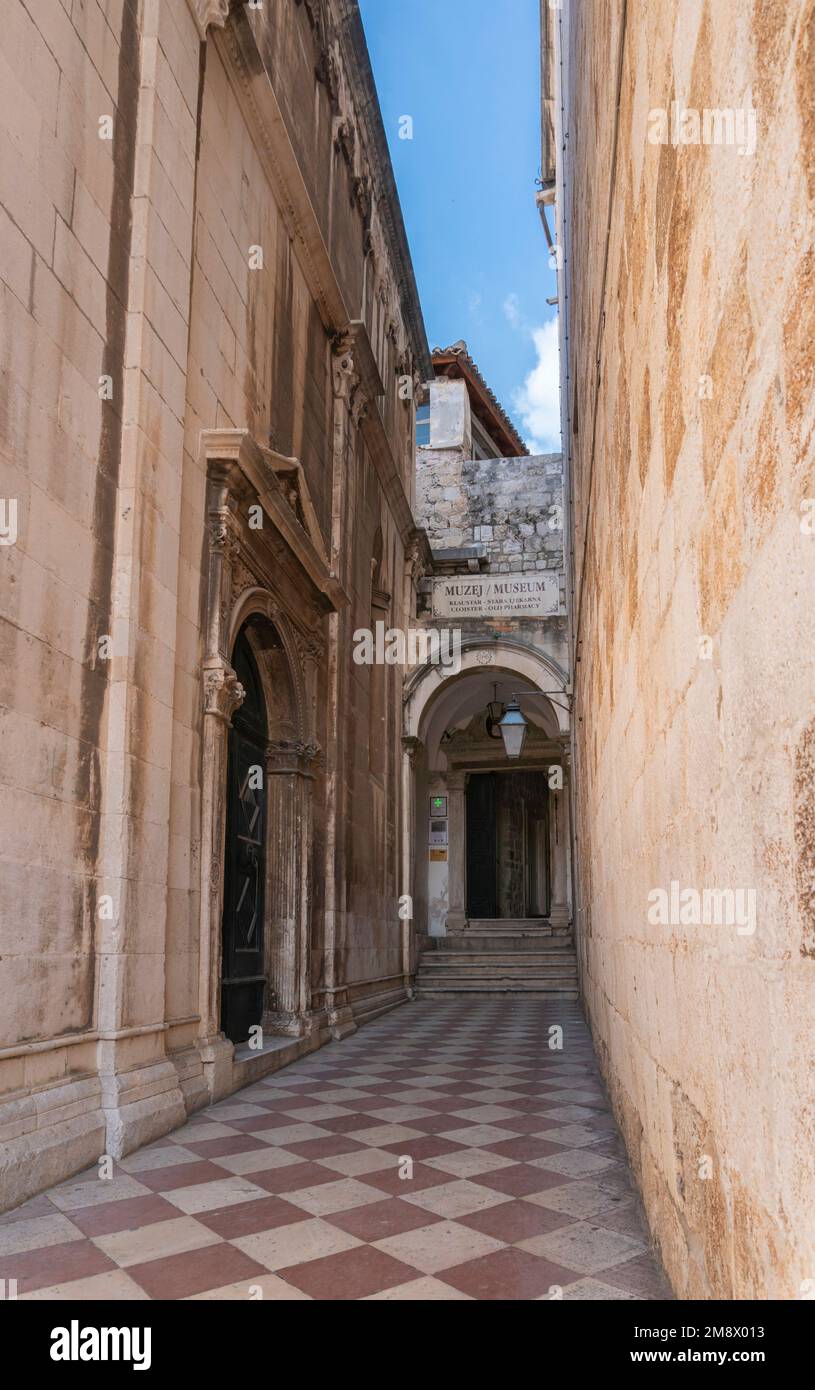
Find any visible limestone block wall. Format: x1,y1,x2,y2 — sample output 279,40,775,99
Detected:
417,446,564,572
0,0,428,1210
561,0,815,1298
0,0,197,1205
414,437,568,671
168,2,421,1051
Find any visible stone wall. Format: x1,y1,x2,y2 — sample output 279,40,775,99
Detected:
418,449,565,572
560,0,815,1298
0,0,428,1210
407,376,571,939
416,381,564,571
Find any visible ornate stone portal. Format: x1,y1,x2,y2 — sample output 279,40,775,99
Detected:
403,642,573,941
196,429,344,1098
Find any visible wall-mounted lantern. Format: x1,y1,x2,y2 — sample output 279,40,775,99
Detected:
498,700,528,760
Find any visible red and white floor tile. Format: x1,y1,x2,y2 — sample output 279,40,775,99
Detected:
0,1002,673,1301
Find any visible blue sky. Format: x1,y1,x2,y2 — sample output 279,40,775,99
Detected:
358,0,560,451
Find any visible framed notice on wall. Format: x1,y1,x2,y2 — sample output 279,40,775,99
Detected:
431,571,561,619
429,819,448,847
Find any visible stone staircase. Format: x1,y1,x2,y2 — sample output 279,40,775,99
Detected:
415,920,578,999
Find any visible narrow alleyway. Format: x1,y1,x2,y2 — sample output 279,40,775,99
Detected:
0,1002,671,1301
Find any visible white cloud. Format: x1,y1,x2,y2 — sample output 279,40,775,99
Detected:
503,293,522,329
511,318,561,453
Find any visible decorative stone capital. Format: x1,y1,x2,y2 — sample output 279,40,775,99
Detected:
332,340,368,429
203,661,245,725
332,340,359,403
404,534,425,586
207,511,230,552
353,174,372,219
190,0,230,41
402,735,421,766
350,385,368,428
333,117,356,168
267,737,322,775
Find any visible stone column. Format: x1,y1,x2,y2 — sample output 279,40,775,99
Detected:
446,771,468,934
190,462,246,1099
263,760,299,1033
263,743,316,1038
548,768,572,931
401,737,420,991
195,660,245,1098
92,0,205,1158
322,337,367,1039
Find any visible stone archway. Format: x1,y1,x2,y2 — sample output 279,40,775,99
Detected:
402,640,572,941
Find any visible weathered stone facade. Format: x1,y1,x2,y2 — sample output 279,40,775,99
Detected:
406,370,572,947
418,448,565,574
554,0,815,1298
0,0,429,1211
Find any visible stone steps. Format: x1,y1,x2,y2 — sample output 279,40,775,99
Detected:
420,956,576,970
418,948,577,958
418,982,579,998
426,926,573,954
416,938,579,998
466,918,560,932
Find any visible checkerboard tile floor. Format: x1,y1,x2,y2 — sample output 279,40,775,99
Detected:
0,1001,673,1300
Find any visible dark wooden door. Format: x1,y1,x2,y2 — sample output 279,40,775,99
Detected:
221,630,268,1044
466,772,498,918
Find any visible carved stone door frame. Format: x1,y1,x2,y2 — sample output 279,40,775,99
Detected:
196,428,344,1099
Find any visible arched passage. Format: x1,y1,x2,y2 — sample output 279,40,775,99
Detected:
403,641,572,939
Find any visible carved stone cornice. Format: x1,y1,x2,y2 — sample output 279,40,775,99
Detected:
201,428,347,617
218,12,350,331
189,0,231,41
295,0,340,110
215,3,429,379
334,1,431,379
